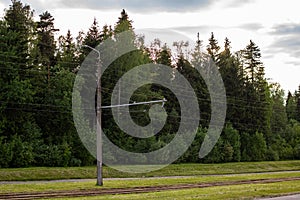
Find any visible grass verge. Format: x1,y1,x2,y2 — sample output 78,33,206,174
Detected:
1,171,300,194
45,180,300,200
1,160,300,181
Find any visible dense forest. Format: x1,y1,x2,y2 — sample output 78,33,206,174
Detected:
1,0,300,168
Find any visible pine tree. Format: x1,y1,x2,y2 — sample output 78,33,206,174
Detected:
240,40,271,143
217,38,245,131
269,83,288,140
83,18,102,48
182,39,211,128
0,1,41,167
33,11,60,148
36,11,59,81
4,0,35,78
242,40,263,84
156,44,172,66
101,24,113,41
296,86,300,122
57,30,79,71
286,91,297,121
151,43,173,93
114,9,133,34
206,32,220,62
114,9,135,50
100,10,156,153
79,18,102,64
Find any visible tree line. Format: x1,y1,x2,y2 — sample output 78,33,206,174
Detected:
0,0,300,168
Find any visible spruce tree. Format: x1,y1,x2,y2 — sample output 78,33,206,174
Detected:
206,32,220,63
286,91,295,121
296,86,300,122
242,40,263,84
0,1,41,167
217,38,244,131
57,30,79,71
36,11,59,81
114,9,133,34
4,0,35,77
269,83,288,140
83,18,102,48
241,40,271,149
101,24,113,41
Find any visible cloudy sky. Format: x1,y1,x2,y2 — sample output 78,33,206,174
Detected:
0,0,299,94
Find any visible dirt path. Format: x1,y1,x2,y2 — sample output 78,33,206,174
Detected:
1,177,300,200
257,194,300,200
1,170,299,185
0,176,194,185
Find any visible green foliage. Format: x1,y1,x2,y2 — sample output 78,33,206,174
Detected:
223,124,241,162
206,32,220,62
83,18,102,48
286,91,297,121
180,127,206,163
241,132,267,161
9,135,34,167
242,40,263,83
287,87,300,122
36,11,59,68
270,83,288,137
57,30,80,71
0,1,299,168
200,124,241,163
0,137,13,168
114,9,133,34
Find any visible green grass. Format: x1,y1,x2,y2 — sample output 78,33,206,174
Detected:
1,171,300,194
1,160,300,181
46,180,300,200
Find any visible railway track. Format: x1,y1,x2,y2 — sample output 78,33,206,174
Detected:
1,177,300,200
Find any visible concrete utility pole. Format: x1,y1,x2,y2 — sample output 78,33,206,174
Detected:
82,45,103,186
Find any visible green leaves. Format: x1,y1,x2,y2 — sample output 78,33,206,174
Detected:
0,1,299,167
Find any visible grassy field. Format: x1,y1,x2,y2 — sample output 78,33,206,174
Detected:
45,180,300,200
1,160,300,181
1,171,300,194
2,161,300,199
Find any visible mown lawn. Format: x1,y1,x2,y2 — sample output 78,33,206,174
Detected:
43,180,300,200
1,160,300,181
1,171,300,194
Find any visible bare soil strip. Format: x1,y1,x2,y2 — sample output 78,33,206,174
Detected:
1,177,300,200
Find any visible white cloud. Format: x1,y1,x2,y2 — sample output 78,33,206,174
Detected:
25,0,214,13
263,53,300,93
0,0,299,92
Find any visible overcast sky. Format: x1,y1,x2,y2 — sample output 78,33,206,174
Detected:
0,0,299,94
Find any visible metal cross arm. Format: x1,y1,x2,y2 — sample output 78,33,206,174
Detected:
101,98,167,109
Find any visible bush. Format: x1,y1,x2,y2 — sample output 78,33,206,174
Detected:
241,132,267,162
10,135,34,168
0,137,12,168
266,147,279,161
